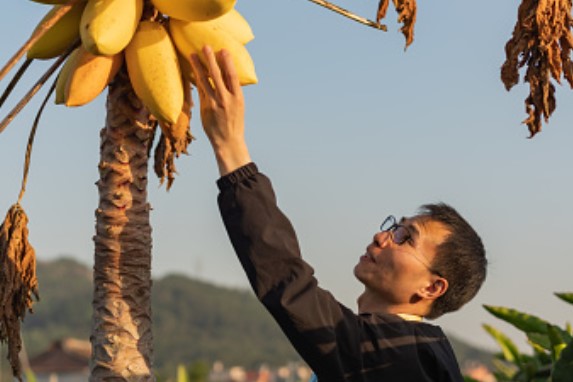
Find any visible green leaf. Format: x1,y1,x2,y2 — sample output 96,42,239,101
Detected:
492,358,518,380
558,326,573,343
24,368,37,382
483,323,522,365
517,357,552,381
548,324,568,360
483,305,550,334
553,339,573,382
528,332,552,351
555,292,573,306
492,371,513,381
527,345,553,367
176,364,189,382
545,322,573,344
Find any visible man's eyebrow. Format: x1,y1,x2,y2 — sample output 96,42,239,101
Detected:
398,217,420,240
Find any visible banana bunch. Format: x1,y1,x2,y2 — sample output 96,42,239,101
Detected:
28,0,257,129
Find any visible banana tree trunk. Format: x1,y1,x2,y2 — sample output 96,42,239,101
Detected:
90,68,155,381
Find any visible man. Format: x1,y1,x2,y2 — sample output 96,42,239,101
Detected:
190,46,487,382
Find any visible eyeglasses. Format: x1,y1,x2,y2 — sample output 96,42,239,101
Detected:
380,215,443,277
380,215,413,245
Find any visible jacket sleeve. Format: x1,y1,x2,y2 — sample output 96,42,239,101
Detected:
217,163,361,380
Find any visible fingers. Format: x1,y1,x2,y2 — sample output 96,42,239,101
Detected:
202,45,227,95
219,49,242,97
189,45,241,99
189,53,214,100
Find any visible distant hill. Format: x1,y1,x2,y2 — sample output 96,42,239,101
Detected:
21,257,493,375
23,257,299,374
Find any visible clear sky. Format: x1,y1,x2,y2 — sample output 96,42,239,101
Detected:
2,0,573,354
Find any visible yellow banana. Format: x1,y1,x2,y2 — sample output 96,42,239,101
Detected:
125,21,184,124
159,79,194,157
64,46,123,106
31,0,73,3
169,18,258,86
55,48,80,105
160,80,193,142
207,9,254,45
28,2,86,60
151,0,236,22
80,0,143,56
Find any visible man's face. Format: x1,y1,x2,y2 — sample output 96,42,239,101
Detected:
353,216,450,305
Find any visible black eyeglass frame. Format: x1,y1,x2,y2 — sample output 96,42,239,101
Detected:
379,215,444,277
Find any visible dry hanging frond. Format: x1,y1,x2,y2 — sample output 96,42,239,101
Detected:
154,133,178,190
153,81,194,190
377,0,417,48
0,79,54,381
501,0,573,137
159,80,194,156
153,131,193,190
0,204,39,381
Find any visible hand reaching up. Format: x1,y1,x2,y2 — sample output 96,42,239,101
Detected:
190,45,252,176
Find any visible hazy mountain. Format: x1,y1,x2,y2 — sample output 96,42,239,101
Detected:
20,257,493,375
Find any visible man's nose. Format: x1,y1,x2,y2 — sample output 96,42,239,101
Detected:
374,231,392,247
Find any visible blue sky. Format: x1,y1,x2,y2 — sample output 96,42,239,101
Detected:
2,0,573,354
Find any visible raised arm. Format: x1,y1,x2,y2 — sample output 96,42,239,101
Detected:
191,46,359,380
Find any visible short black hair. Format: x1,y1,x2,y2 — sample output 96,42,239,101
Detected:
418,203,487,319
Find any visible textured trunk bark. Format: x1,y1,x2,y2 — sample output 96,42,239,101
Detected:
90,68,155,381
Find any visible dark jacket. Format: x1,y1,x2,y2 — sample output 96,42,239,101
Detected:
217,163,464,382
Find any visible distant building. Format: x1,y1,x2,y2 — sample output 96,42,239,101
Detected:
29,338,90,382
28,340,312,382
463,362,495,382
209,361,311,382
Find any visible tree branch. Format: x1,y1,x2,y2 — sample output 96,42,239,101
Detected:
307,0,387,31
0,0,80,83
0,41,78,135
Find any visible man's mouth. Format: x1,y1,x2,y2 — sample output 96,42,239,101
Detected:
361,253,375,263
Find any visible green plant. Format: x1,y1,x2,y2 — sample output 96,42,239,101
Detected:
483,292,573,381
176,364,189,382
188,361,209,382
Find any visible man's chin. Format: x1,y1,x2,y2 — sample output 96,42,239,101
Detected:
353,266,367,284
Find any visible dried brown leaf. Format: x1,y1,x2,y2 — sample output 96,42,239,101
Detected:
377,0,391,21
154,133,174,190
502,0,573,137
0,204,39,381
377,0,417,48
153,81,194,190
158,81,194,156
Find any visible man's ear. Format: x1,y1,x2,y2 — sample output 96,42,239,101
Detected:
419,278,448,301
